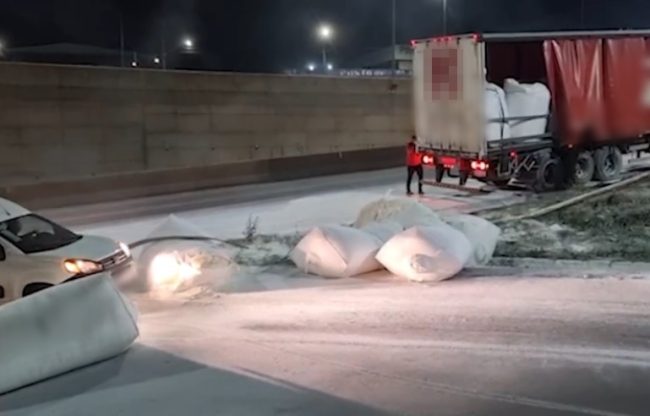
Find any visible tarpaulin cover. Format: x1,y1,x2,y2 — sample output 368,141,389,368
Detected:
544,37,650,144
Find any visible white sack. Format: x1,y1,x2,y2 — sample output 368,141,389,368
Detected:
141,240,236,296
504,78,551,137
485,83,511,142
0,275,138,394
127,215,236,294
376,225,472,283
291,226,382,278
355,198,440,229
443,215,501,267
146,214,211,239
361,221,404,244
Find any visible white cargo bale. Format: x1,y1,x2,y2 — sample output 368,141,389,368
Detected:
355,198,440,229
0,275,138,394
126,215,236,295
142,240,237,297
361,221,404,244
504,78,551,137
146,214,211,239
291,226,382,278
485,83,511,142
443,215,501,267
376,225,472,283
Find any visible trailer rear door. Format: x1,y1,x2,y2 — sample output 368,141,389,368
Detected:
413,37,486,156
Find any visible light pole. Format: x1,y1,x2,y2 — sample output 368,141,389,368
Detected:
0,40,5,58
442,0,448,34
317,23,333,73
392,0,397,74
119,13,125,67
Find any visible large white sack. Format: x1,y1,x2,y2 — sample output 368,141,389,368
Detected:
291,225,382,278
504,78,551,137
355,198,440,229
443,215,501,267
126,215,236,294
361,221,404,244
485,83,511,142
0,275,138,394
141,240,237,296
376,225,472,283
146,214,211,239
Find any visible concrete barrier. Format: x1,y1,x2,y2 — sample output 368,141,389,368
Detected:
0,62,411,187
1,146,403,209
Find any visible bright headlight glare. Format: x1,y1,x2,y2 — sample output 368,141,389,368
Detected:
119,242,131,258
64,259,103,275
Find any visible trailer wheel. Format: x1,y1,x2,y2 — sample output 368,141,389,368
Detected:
435,165,445,183
533,156,564,193
574,152,595,185
593,146,623,182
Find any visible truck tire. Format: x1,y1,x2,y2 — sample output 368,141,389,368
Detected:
533,156,564,193
593,146,623,182
574,152,595,185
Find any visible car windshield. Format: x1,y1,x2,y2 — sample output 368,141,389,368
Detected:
0,214,81,254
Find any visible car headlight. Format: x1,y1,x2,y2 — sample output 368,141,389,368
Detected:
119,242,131,258
63,259,104,276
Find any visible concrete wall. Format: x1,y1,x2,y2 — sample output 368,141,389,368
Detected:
0,62,411,186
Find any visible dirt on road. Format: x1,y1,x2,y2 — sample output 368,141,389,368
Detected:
481,178,650,262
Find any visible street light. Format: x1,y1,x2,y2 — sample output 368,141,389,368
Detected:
161,35,196,69
318,24,333,41
154,56,161,64
316,23,334,73
326,63,334,71
131,61,138,67
306,62,316,72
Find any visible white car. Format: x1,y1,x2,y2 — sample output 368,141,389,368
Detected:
0,198,133,305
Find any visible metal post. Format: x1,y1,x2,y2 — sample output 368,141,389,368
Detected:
119,13,125,67
321,46,327,73
392,0,397,74
443,0,448,34
161,19,167,70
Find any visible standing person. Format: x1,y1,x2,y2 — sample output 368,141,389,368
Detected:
406,135,424,196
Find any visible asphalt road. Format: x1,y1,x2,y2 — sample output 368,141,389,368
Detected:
4,273,650,416
3,168,650,416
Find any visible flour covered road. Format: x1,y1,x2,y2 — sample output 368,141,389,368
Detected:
3,169,650,416
5,274,650,416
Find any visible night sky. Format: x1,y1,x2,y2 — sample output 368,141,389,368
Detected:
0,0,648,72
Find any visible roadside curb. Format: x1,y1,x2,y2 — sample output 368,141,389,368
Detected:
489,257,650,277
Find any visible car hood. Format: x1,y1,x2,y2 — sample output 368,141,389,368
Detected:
32,235,121,261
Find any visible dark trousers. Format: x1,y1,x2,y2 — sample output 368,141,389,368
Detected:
407,165,424,194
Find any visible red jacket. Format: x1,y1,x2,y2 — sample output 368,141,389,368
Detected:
406,143,422,166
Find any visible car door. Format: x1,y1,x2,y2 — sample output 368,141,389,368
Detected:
0,240,65,304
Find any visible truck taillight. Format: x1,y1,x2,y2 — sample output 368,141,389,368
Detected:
471,160,489,171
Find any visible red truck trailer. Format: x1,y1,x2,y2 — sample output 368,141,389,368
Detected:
412,30,650,191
